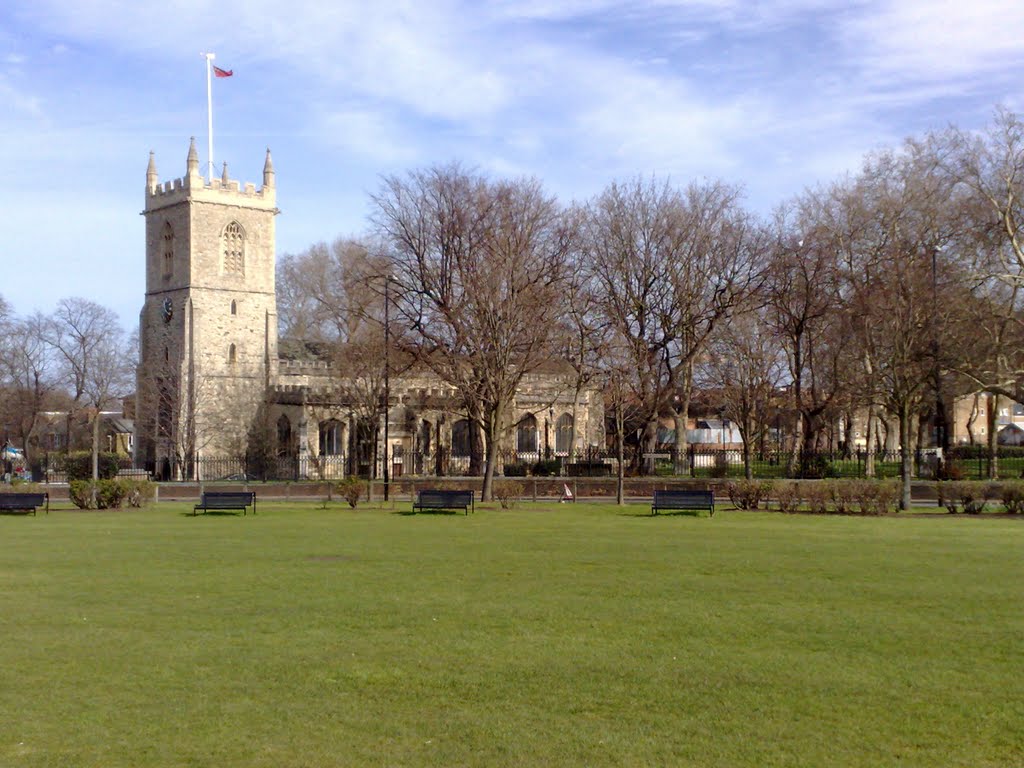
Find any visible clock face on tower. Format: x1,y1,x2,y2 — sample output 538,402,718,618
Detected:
162,297,173,323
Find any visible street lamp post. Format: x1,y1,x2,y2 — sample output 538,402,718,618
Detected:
383,275,391,502
932,246,947,458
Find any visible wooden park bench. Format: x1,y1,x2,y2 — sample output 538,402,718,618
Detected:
412,489,474,515
193,491,256,516
0,492,49,515
652,489,714,517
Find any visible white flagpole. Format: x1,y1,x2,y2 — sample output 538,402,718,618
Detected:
202,52,215,183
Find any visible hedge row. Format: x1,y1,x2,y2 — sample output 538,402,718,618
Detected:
725,479,902,515
68,480,156,509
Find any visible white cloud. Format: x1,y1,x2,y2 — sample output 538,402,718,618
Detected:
840,0,1024,86
0,76,43,118
317,107,422,165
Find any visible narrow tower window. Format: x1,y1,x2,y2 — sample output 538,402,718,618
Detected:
230,299,237,315
161,223,174,278
228,344,236,364
222,221,245,276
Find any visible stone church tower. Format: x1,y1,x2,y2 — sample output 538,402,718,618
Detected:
136,138,279,479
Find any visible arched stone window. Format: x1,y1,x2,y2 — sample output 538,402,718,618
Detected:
555,413,574,455
161,222,174,278
277,414,292,457
230,299,237,315
319,419,343,456
222,221,245,276
451,419,471,457
228,343,236,364
517,414,538,454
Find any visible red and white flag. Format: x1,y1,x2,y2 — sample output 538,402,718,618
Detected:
213,64,233,78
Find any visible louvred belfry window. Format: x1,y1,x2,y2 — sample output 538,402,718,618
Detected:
162,223,174,278
222,221,245,276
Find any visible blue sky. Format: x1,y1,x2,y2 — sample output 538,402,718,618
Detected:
3,0,1024,330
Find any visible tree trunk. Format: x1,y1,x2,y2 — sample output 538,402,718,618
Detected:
469,419,484,477
92,413,100,481
480,404,505,502
742,417,753,480
865,406,876,478
842,411,855,459
570,389,581,461
616,405,625,506
91,412,101,508
673,371,692,475
786,411,802,477
482,433,497,502
899,402,912,511
987,393,998,480
642,418,658,475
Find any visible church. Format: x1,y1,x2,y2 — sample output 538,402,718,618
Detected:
135,141,604,481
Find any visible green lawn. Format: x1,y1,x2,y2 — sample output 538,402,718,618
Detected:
1,502,1021,767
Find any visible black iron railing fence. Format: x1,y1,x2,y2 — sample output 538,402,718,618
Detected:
29,446,1024,483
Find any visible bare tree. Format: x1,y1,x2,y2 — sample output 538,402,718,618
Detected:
584,178,766,473
558,226,612,458
583,179,676,471
767,202,849,469
0,312,57,459
372,164,575,500
937,109,1024,473
664,182,768,466
846,145,957,508
277,238,391,343
47,298,132,480
277,237,415,479
702,311,785,478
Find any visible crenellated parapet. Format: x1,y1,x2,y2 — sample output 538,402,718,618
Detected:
279,359,333,372
144,137,277,214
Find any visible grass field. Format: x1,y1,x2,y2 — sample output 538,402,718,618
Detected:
1,502,1021,767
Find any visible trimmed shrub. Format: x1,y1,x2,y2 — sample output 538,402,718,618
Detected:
95,480,128,509
336,477,364,508
725,480,772,510
874,481,900,514
1000,481,1024,514
941,481,991,514
124,480,156,508
504,463,529,477
493,481,524,509
69,480,94,509
847,480,897,515
68,479,131,509
774,482,802,513
831,481,858,515
803,482,831,514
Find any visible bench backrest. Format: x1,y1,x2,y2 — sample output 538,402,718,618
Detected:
0,492,47,506
201,491,255,504
653,490,714,505
417,490,473,504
